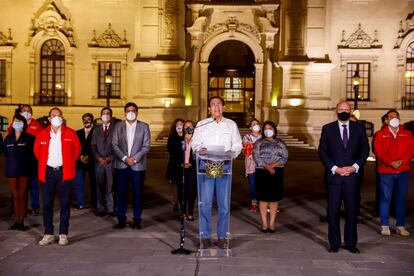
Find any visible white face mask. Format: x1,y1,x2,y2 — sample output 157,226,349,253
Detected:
21,111,32,121
176,125,183,132
126,112,136,121
252,125,260,132
101,114,110,123
389,118,400,128
51,116,63,128
264,129,274,138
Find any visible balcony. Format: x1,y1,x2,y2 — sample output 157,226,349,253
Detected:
34,91,67,106
402,96,414,110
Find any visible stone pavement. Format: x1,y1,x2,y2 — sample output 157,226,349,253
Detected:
0,158,413,276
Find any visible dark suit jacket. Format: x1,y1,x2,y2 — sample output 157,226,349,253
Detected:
76,128,94,169
318,120,370,185
91,123,116,163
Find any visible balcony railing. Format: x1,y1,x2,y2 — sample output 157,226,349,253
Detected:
34,91,67,106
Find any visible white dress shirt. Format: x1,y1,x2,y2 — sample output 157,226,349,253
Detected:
191,117,242,156
126,120,137,156
47,128,63,167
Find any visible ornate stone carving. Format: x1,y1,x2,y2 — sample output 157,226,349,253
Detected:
88,23,130,48
338,23,382,49
203,17,261,42
27,2,75,47
186,16,207,49
0,28,16,46
394,17,414,49
163,0,175,42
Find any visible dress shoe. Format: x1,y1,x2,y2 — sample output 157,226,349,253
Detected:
9,221,20,230
130,219,141,230
217,238,228,249
260,228,269,233
396,227,410,237
201,238,211,249
107,212,116,217
32,208,41,216
185,215,194,222
96,211,106,217
328,246,339,253
268,228,276,234
113,221,126,229
343,246,360,254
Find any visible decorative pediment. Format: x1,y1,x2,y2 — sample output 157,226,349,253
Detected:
394,14,414,49
27,1,75,47
338,23,382,49
0,28,17,47
88,23,130,48
203,17,261,43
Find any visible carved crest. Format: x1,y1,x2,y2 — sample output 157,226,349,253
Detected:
203,17,261,42
27,1,75,47
338,23,382,49
0,28,17,47
394,16,414,49
88,23,130,48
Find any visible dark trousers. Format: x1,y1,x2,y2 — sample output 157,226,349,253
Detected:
327,179,358,248
8,177,29,219
177,167,197,216
42,167,73,235
117,168,145,223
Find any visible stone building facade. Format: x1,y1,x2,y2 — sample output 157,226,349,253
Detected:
0,0,413,145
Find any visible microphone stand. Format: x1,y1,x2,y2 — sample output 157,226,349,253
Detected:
171,137,192,255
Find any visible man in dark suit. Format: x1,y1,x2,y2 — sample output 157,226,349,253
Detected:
91,107,117,217
74,113,96,210
112,102,150,229
318,101,369,254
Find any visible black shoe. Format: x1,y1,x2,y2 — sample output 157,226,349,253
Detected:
268,228,276,234
32,208,41,216
201,238,211,249
328,246,339,253
343,246,360,254
9,221,20,230
217,238,228,249
113,221,126,229
96,211,106,217
18,223,28,231
260,228,269,233
185,215,194,222
129,219,141,230
107,212,116,217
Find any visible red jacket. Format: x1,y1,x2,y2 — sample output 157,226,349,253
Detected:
373,125,414,174
34,125,81,183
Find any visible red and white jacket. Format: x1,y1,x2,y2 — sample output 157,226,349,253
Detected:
373,125,414,174
34,125,81,183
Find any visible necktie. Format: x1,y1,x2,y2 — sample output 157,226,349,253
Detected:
104,125,108,138
342,124,348,149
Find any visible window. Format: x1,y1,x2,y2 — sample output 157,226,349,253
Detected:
224,77,241,102
346,63,370,101
404,42,414,109
0,59,5,97
98,62,121,99
37,39,66,105
0,115,8,131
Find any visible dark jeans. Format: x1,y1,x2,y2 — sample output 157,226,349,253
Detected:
117,168,145,223
28,172,40,210
42,167,73,235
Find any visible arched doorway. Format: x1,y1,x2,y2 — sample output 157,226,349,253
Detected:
208,40,255,127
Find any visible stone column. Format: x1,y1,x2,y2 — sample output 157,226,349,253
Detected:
199,62,209,118
254,63,264,120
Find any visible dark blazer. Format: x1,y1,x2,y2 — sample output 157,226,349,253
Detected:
319,120,370,184
112,120,151,171
166,133,184,182
76,128,94,169
3,132,35,177
91,123,116,162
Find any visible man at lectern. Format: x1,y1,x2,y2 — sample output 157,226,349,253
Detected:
191,96,242,249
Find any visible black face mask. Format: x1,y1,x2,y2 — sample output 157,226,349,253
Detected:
337,112,350,121
184,127,194,135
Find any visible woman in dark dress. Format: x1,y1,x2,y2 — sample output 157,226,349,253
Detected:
166,118,185,213
3,114,35,230
253,120,288,233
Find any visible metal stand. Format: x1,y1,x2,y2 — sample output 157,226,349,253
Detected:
171,139,192,255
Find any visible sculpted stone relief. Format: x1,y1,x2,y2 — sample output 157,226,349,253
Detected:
89,23,130,48
338,23,382,49
0,29,16,46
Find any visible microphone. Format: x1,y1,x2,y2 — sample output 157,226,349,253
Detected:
194,117,217,129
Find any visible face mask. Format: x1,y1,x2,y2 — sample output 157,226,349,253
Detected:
389,118,400,128
21,111,32,121
126,112,136,121
101,114,110,123
252,125,260,132
12,121,24,131
176,125,183,132
264,129,274,138
337,112,350,121
51,116,63,127
84,122,92,128
184,127,194,135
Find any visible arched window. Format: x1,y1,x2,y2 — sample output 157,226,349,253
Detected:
404,42,414,109
224,77,242,102
37,39,66,105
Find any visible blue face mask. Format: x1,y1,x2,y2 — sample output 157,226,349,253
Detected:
12,121,24,131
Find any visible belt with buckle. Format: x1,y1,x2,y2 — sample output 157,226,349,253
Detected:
47,165,62,171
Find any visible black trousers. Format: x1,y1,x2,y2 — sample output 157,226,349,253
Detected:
327,176,359,248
